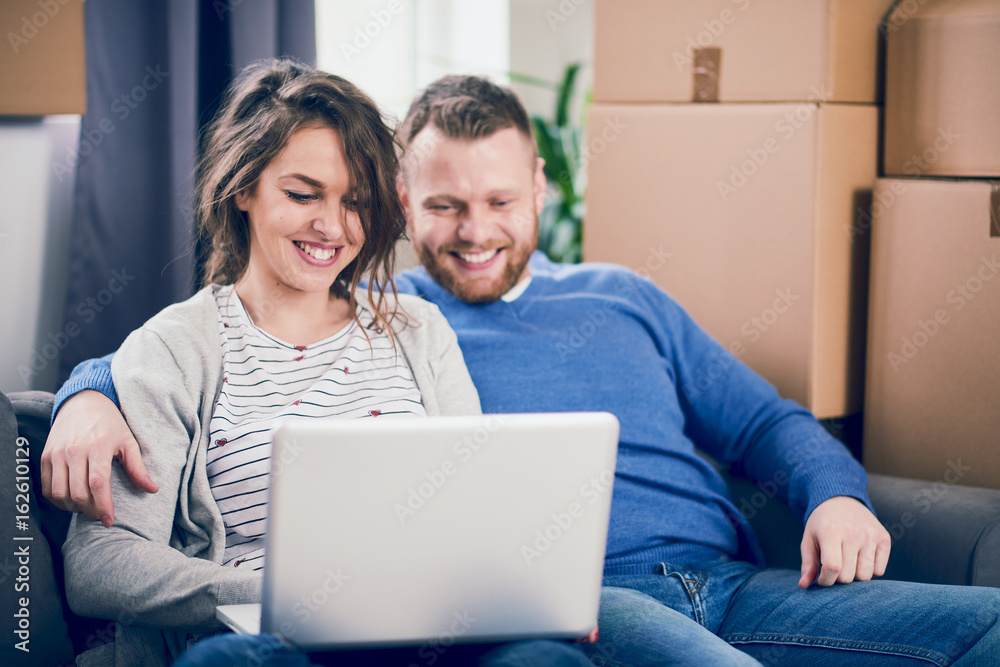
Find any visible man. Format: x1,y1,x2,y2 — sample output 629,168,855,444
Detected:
44,76,1000,665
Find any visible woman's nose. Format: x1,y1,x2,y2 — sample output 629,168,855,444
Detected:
311,203,345,239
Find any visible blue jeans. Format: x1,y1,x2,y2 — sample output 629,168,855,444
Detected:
172,633,593,667
585,557,1000,666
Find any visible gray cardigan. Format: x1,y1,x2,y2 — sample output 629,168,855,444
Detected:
63,286,481,666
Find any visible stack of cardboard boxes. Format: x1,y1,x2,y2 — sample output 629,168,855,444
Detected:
863,0,1000,488
584,0,892,420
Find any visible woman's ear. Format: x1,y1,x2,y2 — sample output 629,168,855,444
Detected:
235,187,251,212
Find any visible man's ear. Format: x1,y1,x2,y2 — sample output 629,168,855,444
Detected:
397,174,414,232
533,157,548,213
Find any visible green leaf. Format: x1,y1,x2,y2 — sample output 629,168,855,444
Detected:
555,62,581,128
532,117,574,204
519,62,589,264
507,71,560,90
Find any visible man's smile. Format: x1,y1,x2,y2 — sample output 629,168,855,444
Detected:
451,248,504,269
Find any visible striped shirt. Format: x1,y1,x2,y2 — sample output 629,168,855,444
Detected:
207,285,426,571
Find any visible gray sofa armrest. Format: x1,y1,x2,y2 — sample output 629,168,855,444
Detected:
4,390,117,664
724,472,1000,587
1,391,76,666
867,473,1000,588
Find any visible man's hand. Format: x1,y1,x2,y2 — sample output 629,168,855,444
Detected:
40,390,157,527
574,625,599,644
798,495,890,588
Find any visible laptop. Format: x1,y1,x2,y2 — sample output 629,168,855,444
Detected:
216,412,620,651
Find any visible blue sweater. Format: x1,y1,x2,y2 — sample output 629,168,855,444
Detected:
56,253,871,575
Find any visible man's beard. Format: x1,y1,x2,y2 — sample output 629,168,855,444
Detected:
415,227,537,304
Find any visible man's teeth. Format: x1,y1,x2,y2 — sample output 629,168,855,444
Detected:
295,241,336,261
458,249,500,264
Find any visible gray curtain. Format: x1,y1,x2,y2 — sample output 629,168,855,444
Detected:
59,0,315,381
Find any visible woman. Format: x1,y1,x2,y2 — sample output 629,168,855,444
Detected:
61,59,480,666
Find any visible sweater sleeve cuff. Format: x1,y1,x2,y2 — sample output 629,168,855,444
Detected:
52,356,119,424
217,571,263,607
799,458,875,521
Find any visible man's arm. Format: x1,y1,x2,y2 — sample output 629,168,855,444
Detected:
40,354,157,526
627,275,888,586
50,352,118,418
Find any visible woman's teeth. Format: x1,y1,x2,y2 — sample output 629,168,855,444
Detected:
458,249,500,264
295,241,336,261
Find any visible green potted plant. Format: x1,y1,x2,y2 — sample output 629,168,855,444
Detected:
511,63,587,264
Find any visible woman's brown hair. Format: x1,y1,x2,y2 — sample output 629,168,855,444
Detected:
196,58,405,335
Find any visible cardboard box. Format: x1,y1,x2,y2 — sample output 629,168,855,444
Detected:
594,0,893,103
863,178,1000,489
0,0,86,115
583,102,878,418
883,0,1000,177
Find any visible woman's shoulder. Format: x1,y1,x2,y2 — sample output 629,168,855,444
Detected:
393,293,453,340
354,290,453,356
139,286,219,331
354,289,445,327
112,287,224,400
394,291,445,320
119,286,221,359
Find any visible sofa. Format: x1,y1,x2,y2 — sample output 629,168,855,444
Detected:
2,390,999,666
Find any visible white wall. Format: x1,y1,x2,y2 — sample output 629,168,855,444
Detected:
316,0,593,120
415,0,510,89
0,116,80,394
509,0,593,120
316,0,418,121
316,0,512,122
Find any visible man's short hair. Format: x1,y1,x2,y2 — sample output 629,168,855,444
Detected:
398,75,534,151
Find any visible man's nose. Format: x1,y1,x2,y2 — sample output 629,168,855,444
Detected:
456,207,492,245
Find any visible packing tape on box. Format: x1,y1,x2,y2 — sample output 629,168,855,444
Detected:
693,48,721,102
991,183,1000,238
